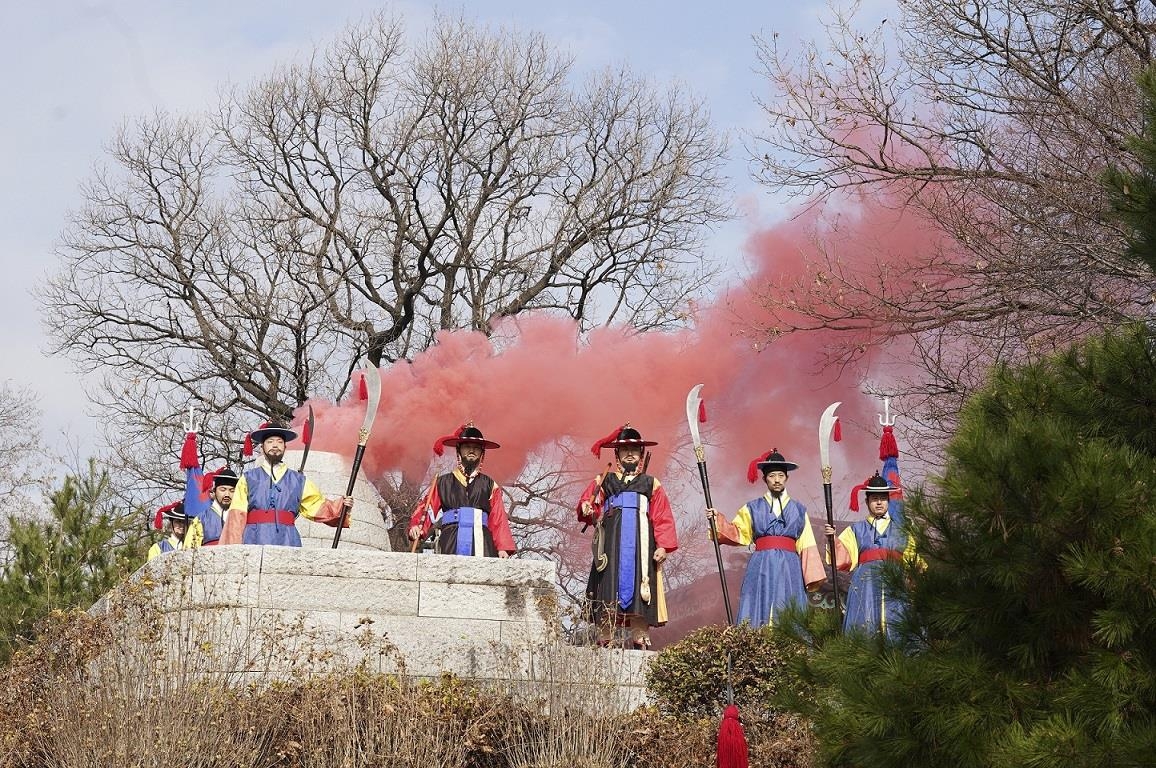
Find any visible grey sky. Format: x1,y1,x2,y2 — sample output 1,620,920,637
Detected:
0,0,872,457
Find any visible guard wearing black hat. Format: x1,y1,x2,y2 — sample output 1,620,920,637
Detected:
185,467,239,548
825,462,918,638
706,448,826,628
407,423,515,557
148,501,188,561
220,423,354,546
579,424,679,650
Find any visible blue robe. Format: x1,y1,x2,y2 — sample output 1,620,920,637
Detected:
735,495,813,628
841,514,909,638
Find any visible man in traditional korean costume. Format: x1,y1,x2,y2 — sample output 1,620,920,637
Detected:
578,424,678,650
219,424,352,546
824,471,916,638
147,501,188,561
707,449,826,628
407,423,515,558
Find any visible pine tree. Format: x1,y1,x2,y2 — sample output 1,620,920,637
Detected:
0,460,147,663
785,325,1156,768
778,63,1156,768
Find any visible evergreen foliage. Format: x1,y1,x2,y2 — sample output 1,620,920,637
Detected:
1105,66,1156,276
783,325,1156,767
0,460,146,662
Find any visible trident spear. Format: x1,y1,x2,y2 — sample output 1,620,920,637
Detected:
819,401,844,618
686,384,733,625
332,360,382,549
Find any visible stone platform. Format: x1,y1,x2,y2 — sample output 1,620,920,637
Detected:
97,546,651,708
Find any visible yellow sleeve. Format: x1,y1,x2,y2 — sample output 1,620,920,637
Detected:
729,505,754,546
147,542,162,561
229,475,249,516
838,525,859,570
184,518,204,549
796,511,819,552
298,476,326,521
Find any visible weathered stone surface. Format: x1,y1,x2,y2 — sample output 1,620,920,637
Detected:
282,449,393,551
257,573,420,615
257,547,419,581
101,546,649,709
415,554,555,588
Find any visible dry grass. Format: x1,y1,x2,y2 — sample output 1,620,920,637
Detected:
0,561,815,768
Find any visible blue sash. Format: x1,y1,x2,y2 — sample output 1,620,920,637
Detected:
445,507,488,556
607,491,641,610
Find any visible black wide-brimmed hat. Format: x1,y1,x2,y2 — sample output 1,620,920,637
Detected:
849,470,898,510
211,467,239,488
433,423,501,456
153,500,187,529
250,424,298,445
747,448,799,482
590,424,658,457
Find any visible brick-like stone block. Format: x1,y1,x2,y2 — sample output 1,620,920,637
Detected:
258,547,419,581
257,573,419,615
415,555,555,588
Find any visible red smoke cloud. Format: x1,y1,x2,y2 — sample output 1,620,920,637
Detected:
298,194,941,516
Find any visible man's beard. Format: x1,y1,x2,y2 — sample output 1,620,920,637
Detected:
620,458,640,474
460,456,481,475
264,451,283,466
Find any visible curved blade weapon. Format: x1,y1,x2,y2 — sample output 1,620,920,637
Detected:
687,383,734,625
819,401,844,618
332,360,382,549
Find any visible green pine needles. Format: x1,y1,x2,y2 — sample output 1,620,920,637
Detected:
789,324,1156,768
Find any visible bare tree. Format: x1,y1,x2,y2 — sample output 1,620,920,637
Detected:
41,12,728,487
749,0,1156,444
0,383,51,559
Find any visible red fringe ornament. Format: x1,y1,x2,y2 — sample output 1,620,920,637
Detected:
716,704,749,768
746,450,774,484
179,431,199,470
590,424,624,457
357,374,368,401
301,419,312,446
848,480,869,512
879,425,899,460
433,425,466,457
833,417,842,442
153,501,180,530
699,400,707,422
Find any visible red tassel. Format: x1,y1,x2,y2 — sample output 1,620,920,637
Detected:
848,481,868,512
746,450,773,484
590,424,624,457
200,466,225,495
301,419,312,446
833,417,842,442
179,431,199,470
716,704,749,768
357,374,368,401
879,425,899,460
154,501,180,530
243,433,253,458
433,425,466,457
699,400,707,423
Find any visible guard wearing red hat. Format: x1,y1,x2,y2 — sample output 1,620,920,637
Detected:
407,423,515,557
579,424,679,650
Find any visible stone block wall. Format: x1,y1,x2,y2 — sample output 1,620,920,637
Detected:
100,547,651,709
